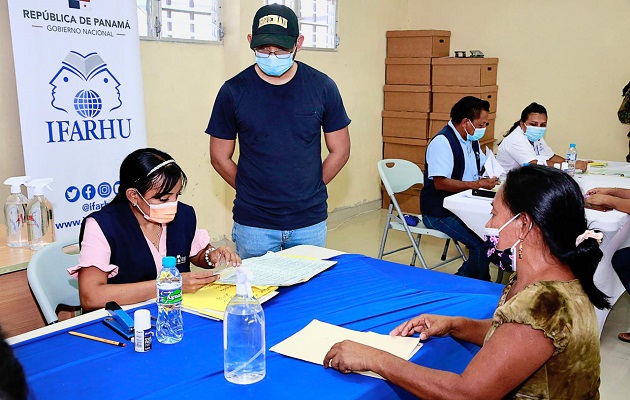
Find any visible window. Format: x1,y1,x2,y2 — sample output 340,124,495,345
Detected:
264,0,339,50
137,0,222,42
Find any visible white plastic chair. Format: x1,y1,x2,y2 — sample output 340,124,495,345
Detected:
27,239,81,324
378,159,466,269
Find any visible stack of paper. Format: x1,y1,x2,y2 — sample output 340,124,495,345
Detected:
218,252,337,286
270,319,422,379
182,283,278,320
482,147,505,178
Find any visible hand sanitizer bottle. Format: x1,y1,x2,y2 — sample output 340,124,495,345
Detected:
3,176,30,247
25,178,55,250
224,267,266,384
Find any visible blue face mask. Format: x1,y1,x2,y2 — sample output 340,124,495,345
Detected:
466,120,486,141
524,125,546,142
255,53,294,77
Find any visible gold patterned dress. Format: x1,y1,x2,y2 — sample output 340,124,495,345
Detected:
484,275,601,399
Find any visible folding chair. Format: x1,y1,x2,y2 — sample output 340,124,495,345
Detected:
27,239,81,324
377,159,466,269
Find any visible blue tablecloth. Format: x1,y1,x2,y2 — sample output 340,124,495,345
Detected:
13,254,502,399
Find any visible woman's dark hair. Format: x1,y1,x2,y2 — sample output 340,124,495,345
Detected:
111,148,187,204
450,96,490,123
505,102,548,137
502,164,610,309
0,327,28,400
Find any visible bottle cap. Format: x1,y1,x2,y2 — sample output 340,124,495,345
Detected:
3,176,30,194
134,309,151,331
235,267,254,297
162,256,176,268
570,143,576,147
26,178,53,196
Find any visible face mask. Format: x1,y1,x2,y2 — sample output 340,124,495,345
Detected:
524,125,546,142
256,53,294,77
483,213,521,271
135,190,178,224
466,120,486,141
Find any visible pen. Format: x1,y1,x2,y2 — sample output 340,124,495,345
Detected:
68,331,127,347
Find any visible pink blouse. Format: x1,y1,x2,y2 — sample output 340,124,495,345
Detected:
67,217,210,278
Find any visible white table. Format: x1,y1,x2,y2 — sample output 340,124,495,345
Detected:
443,164,630,335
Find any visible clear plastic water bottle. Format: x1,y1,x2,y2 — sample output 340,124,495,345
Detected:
156,256,183,344
224,267,266,384
567,143,577,176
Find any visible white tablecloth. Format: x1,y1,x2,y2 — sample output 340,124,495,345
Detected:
443,164,630,334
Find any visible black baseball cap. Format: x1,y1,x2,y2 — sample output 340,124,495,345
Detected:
250,4,299,50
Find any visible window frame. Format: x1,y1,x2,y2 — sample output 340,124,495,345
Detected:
137,0,224,45
264,0,340,51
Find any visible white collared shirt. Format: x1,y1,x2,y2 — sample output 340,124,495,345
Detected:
426,121,487,182
496,126,554,170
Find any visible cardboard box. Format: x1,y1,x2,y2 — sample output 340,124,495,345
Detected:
386,30,450,58
382,111,429,139
383,136,427,165
385,58,431,85
431,58,498,86
382,186,422,215
429,112,496,141
432,85,498,113
384,85,431,112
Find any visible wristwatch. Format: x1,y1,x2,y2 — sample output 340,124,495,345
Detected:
204,247,216,268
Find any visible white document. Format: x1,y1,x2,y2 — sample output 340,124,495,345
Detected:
483,147,505,178
218,252,337,286
270,319,422,379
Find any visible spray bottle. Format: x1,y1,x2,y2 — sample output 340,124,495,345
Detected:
3,176,30,247
25,178,55,250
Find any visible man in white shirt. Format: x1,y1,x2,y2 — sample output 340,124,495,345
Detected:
421,96,498,280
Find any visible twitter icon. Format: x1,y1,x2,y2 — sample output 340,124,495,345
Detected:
66,186,80,202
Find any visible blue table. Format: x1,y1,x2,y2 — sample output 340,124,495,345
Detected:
12,254,502,399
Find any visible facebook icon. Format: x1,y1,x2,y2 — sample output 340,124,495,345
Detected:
82,184,96,200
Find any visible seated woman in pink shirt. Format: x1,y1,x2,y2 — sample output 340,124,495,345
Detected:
69,148,240,311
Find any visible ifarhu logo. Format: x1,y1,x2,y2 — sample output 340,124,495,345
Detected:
49,51,122,118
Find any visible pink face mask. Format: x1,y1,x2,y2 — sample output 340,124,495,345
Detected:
135,190,178,224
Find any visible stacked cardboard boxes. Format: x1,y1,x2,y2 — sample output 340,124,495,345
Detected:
430,57,499,147
382,30,450,214
382,30,500,214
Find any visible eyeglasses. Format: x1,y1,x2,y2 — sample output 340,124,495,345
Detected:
254,48,294,59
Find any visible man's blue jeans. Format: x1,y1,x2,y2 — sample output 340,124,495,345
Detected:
423,214,491,281
232,220,327,259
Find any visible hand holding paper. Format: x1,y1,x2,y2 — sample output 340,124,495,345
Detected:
483,146,505,179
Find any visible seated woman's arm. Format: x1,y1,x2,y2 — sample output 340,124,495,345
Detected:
78,267,217,311
390,314,492,346
78,267,155,311
325,322,554,400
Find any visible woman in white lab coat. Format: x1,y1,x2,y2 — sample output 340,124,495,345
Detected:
496,102,588,171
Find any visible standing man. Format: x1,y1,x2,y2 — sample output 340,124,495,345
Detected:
206,4,351,259
420,96,497,280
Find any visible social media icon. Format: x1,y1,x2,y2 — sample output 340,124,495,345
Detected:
82,184,96,200
98,182,112,198
65,186,80,202
113,181,120,195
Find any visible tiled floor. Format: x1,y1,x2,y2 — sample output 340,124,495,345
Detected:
326,203,630,399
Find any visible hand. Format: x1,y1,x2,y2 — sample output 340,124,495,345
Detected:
576,160,590,172
584,193,614,212
181,270,219,293
323,340,381,374
477,177,498,190
585,187,615,197
209,246,242,268
390,314,453,341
